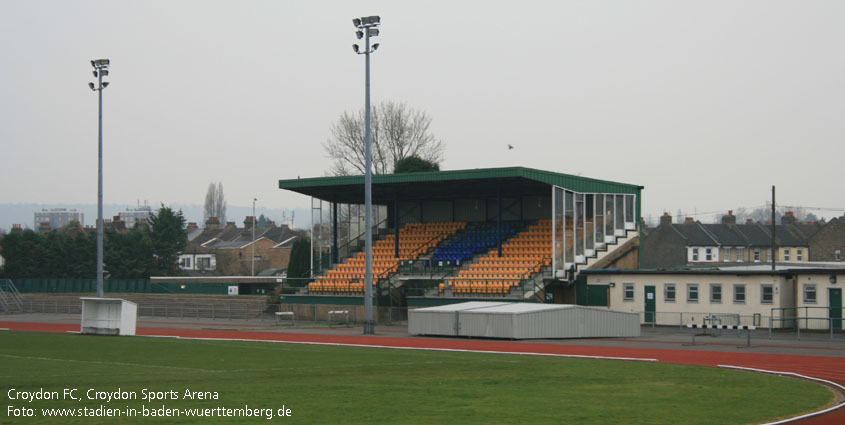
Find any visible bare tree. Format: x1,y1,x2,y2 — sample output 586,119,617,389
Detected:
203,182,227,224
323,101,445,176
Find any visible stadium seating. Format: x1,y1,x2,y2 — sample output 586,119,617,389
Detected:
442,219,556,296
430,223,516,265
308,222,465,294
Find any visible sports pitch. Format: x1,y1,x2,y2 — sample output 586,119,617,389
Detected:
0,331,834,424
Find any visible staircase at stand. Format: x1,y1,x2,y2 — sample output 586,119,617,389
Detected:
520,226,637,300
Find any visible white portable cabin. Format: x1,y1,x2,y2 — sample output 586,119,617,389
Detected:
409,302,640,339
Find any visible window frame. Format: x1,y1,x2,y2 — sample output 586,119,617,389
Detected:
754,249,760,262
797,249,803,261
692,248,699,262
664,283,676,302
761,284,774,305
722,247,731,262
803,284,817,304
705,248,712,261
710,283,722,303
736,247,744,262
784,248,790,261
733,284,746,304
623,283,635,301
687,283,699,303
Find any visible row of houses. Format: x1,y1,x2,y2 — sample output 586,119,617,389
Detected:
177,217,307,277
642,211,844,268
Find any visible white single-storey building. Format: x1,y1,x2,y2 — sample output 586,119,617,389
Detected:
580,264,844,330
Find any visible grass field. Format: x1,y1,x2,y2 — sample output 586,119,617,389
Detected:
0,331,834,424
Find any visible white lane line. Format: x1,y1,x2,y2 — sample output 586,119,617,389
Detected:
719,365,845,425
139,334,659,362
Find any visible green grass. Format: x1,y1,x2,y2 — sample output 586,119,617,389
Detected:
0,331,833,424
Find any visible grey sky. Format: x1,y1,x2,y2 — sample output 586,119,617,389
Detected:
2,1,843,226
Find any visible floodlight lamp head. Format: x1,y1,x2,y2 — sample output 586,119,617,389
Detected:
102,82,109,88
101,69,109,76
91,59,110,69
92,71,98,77
372,43,379,51
88,82,96,90
353,44,360,53
367,28,379,37
356,30,364,39
352,18,361,27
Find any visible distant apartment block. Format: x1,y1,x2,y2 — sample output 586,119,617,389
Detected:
34,208,84,231
119,205,153,229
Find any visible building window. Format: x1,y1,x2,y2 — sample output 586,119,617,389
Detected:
198,257,212,270
784,249,790,261
797,249,803,261
754,249,760,262
665,283,676,302
687,284,699,303
623,283,635,301
803,284,817,303
705,248,712,261
767,249,772,261
692,248,699,262
733,284,746,303
722,247,731,262
736,247,744,262
761,284,774,304
836,249,842,261
710,284,722,303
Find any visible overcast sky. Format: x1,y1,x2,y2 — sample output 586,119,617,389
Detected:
2,0,844,226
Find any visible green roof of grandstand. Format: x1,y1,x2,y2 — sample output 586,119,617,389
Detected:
279,166,642,204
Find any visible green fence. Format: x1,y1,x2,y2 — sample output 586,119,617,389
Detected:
11,279,230,295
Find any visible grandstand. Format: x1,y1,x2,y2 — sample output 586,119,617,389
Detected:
278,167,642,308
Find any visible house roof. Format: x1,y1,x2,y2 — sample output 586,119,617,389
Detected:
734,223,775,247
700,224,748,246
671,222,718,246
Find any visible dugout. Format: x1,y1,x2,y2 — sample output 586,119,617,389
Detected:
279,166,643,282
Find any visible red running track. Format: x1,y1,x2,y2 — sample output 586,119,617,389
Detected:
2,321,843,425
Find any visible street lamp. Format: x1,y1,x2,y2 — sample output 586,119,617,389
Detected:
252,198,257,276
89,58,110,298
353,15,380,335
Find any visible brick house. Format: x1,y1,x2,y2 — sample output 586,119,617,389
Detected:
810,216,845,262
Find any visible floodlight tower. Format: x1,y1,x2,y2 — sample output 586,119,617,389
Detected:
252,198,257,276
352,15,380,335
89,59,110,298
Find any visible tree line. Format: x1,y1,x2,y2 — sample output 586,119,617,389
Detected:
0,205,186,280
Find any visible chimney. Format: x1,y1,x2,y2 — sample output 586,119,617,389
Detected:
244,216,255,229
746,219,755,224
11,224,23,234
721,210,737,225
205,217,220,231
135,218,149,230
684,217,695,224
225,221,236,230
782,211,797,225
187,222,198,230
659,212,672,226
111,216,125,231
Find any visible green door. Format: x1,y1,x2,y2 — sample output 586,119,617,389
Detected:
644,286,656,324
830,288,842,331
